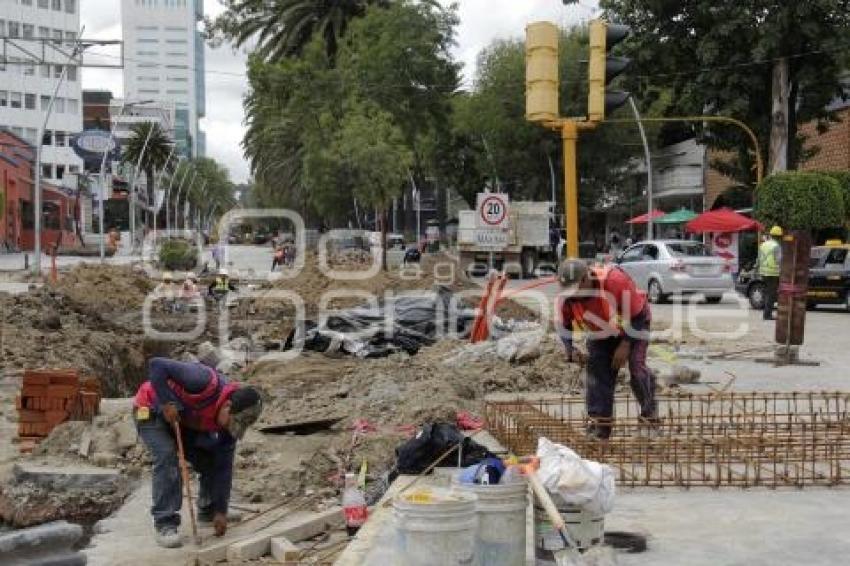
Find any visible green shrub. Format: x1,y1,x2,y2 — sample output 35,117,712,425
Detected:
755,172,845,230
159,239,198,271
817,171,850,224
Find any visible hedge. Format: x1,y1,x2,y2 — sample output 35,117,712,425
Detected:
755,172,845,230
159,239,198,271
817,171,850,224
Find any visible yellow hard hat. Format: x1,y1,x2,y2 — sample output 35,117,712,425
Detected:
769,226,783,237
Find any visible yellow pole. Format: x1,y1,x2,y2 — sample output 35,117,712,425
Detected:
562,120,579,258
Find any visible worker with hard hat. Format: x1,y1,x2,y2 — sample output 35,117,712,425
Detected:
208,268,237,303
556,259,657,440
155,272,178,313
758,226,783,320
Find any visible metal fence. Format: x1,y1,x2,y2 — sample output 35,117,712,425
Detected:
485,392,850,488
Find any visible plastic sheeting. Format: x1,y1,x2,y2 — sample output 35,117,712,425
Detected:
536,437,616,515
285,286,476,358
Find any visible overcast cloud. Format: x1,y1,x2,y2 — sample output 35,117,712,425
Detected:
81,0,599,184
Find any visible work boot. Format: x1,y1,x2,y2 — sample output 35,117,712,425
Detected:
198,509,243,525
155,525,182,549
585,424,611,441
635,416,663,439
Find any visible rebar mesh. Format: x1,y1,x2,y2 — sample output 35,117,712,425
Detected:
485,392,850,488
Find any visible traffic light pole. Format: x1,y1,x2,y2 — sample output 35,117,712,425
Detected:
561,121,579,259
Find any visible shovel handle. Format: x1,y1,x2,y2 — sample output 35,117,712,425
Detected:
172,420,201,544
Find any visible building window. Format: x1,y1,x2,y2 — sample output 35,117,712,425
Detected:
42,164,53,179
137,51,158,57
22,0,34,6
53,29,63,45
138,63,157,68
166,89,188,95
166,64,188,69
165,26,185,32
56,165,65,180
55,132,66,147
54,65,63,78
65,0,75,14
0,21,6,37
0,91,7,107
24,62,35,76
39,64,49,78
166,39,187,44
38,0,49,8
40,95,50,109
65,31,77,44
137,25,159,31
166,52,187,57
138,89,160,95
10,92,22,109
55,97,65,113
67,98,79,114
39,26,49,38
24,93,36,110
42,130,52,145
69,165,79,174
168,76,188,82
138,38,159,44
9,22,20,38
138,76,160,82
25,128,37,143
52,0,62,10
23,24,34,39
67,65,77,81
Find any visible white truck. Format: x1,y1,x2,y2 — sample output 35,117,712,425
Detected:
457,197,556,278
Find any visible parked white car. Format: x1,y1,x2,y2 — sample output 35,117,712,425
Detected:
615,240,734,303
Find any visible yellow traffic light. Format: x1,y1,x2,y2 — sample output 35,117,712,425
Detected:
525,21,559,123
587,19,631,122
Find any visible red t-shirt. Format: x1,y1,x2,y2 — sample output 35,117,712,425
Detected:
559,266,648,340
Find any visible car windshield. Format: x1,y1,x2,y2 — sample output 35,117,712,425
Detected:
665,242,712,257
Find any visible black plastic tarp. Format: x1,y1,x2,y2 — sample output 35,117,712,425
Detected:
285,286,475,358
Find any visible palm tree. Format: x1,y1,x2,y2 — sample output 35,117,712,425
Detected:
122,122,173,229
208,0,389,61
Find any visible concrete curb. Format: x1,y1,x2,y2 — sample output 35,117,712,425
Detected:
0,520,86,565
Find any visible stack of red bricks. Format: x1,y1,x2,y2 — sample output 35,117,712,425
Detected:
16,369,101,453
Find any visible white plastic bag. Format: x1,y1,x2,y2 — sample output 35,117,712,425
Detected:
536,437,616,514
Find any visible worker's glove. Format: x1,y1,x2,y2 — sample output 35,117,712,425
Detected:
161,403,180,425
611,340,631,371
213,512,227,537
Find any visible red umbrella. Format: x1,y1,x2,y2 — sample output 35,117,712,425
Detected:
685,208,763,233
626,209,665,224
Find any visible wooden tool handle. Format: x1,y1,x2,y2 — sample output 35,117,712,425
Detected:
527,473,566,531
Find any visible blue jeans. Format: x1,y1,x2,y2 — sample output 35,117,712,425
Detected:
137,414,234,529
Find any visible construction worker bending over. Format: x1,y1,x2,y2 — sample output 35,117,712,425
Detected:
557,259,657,440
133,357,262,548
758,226,783,321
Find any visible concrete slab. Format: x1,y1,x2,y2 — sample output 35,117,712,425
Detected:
608,488,850,566
12,464,121,489
270,536,301,562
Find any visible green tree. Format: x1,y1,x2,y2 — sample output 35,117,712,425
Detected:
122,122,173,229
332,103,413,268
601,0,850,184
207,0,388,61
187,157,236,231
755,172,844,230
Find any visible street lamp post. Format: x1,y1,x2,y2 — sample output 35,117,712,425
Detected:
151,144,176,245
164,156,185,234
176,170,196,232
128,123,155,252
171,165,191,232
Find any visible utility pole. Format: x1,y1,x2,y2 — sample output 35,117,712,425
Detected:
152,144,176,245
34,29,86,275
628,96,653,240
128,123,155,252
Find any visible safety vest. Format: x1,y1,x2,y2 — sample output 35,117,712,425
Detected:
133,369,239,433
758,239,780,277
214,277,230,292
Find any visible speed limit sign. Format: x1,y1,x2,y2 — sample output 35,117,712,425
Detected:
477,193,509,228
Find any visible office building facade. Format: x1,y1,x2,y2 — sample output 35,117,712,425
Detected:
0,0,83,187
121,0,205,158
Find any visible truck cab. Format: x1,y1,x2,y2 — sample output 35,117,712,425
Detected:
807,240,850,311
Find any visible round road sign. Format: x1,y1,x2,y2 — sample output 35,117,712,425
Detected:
480,195,508,226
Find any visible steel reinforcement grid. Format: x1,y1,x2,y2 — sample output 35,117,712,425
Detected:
485,392,850,488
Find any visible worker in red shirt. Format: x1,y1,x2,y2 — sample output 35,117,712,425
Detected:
133,358,263,548
557,259,657,439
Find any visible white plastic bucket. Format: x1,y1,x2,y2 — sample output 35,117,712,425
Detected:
393,488,478,566
452,477,529,566
534,493,604,564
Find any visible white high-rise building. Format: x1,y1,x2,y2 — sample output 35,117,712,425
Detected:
121,0,205,158
0,0,83,186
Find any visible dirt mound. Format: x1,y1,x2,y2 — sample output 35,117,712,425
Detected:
53,264,154,315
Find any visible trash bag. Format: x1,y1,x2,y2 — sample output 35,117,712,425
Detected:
395,423,495,475
286,286,475,358
536,437,616,514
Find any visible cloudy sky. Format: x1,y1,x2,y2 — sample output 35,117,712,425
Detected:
81,0,600,184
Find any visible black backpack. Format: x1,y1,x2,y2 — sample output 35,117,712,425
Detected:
395,423,494,475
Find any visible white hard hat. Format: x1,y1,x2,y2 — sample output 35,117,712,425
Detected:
162,272,173,281
218,268,229,277
186,272,197,280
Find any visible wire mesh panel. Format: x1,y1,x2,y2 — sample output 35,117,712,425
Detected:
485,392,850,488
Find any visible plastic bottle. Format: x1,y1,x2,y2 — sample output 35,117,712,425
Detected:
342,472,368,536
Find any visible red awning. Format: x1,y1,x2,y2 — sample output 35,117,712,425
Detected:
626,209,666,224
685,208,763,233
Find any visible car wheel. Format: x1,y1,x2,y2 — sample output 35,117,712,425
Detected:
705,296,723,304
748,282,765,310
648,279,667,304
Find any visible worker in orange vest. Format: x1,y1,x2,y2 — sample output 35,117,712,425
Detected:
557,259,657,440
